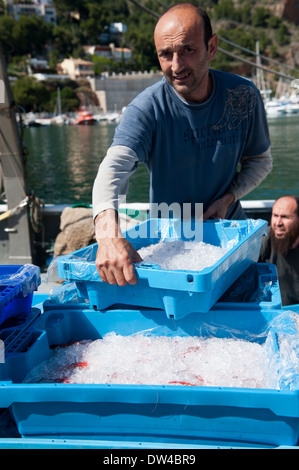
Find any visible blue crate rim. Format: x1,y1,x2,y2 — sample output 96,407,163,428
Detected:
56,218,267,279
0,265,41,308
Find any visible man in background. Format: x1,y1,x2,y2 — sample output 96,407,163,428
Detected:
259,195,299,306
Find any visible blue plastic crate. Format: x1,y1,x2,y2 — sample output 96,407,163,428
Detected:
56,218,267,319
215,262,281,310
0,304,299,446
0,265,41,328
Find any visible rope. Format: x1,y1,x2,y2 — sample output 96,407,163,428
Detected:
0,197,28,222
0,194,43,234
28,194,44,233
217,46,295,82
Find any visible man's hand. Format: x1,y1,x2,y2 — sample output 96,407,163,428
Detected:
95,237,142,286
94,209,142,286
203,193,235,220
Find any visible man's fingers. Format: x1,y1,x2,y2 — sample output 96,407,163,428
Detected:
95,237,142,286
123,263,138,285
98,263,137,286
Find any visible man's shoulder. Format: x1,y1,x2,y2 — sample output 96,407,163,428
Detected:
129,77,167,106
211,69,257,89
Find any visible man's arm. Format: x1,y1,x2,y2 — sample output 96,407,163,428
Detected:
227,147,272,201
92,146,142,285
203,148,272,219
92,145,139,219
94,209,142,286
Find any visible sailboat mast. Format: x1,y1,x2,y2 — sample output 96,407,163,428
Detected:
57,87,62,116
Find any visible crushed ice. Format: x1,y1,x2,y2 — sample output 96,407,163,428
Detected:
23,332,279,389
137,240,227,271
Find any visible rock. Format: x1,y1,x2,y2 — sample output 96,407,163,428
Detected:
54,206,140,257
282,0,299,24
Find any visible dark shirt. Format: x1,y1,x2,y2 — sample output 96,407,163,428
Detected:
259,232,299,306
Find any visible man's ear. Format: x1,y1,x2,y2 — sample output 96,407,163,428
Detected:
208,34,218,60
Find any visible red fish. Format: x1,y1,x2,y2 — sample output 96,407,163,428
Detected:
168,376,203,386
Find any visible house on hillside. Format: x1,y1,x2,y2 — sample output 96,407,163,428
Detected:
84,44,132,63
84,45,113,60
58,58,94,80
4,1,57,24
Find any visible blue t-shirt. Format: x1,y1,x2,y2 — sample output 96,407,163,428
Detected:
111,69,270,216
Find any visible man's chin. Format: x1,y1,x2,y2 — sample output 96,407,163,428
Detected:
274,232,286,239
172,82,190,94
271,227,299,255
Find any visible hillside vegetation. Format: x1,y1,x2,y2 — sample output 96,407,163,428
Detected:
2,0,298,111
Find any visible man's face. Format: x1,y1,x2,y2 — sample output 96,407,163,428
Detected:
270,197,299,254
154,7,217,103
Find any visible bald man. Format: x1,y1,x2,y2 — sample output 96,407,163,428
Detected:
259,195,299,306
93,3,272,286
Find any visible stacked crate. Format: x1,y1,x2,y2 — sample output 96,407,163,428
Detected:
1,220,299,448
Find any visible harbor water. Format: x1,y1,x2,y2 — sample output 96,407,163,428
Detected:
23,114,299,206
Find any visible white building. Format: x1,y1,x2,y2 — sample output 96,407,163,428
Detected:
30,58,49,70
4,1,57,24
84,45,113,59
111,45,132,63
85,44,132,63
58,58,94,80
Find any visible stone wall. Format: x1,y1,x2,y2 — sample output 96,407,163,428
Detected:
90,71,163,112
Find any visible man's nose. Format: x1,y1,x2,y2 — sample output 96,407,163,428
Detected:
276,216,283,225
171,53,183,73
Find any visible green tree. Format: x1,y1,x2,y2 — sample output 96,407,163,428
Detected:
213,0,240,21
267,15,283,29
275,23,290,46
48,49,59,72
0,15,18,61
52,25,74,56
50,86,80,112
12,15,52,56
91,55,115,75
125,3,158,70
0,15,52,61
52,0,87,19
12,76,51,112
251,7,270,28
238,2,252,24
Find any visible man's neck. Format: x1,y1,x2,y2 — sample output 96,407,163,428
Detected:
171,71,214,105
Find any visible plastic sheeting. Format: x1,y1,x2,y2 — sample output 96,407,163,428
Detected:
0,265,41,299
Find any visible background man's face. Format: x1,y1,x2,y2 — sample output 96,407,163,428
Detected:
270,197,299,254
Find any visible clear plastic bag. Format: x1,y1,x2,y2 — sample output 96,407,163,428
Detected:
0,264,40,297
23,311,299,390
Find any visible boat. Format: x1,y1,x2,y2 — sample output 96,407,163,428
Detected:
264,99,286,117
22,112,44,127
50,87,67,125
285,102,299,114
73,109,97,125
21,89,69,127
263,80,299,117
285,92,299,114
